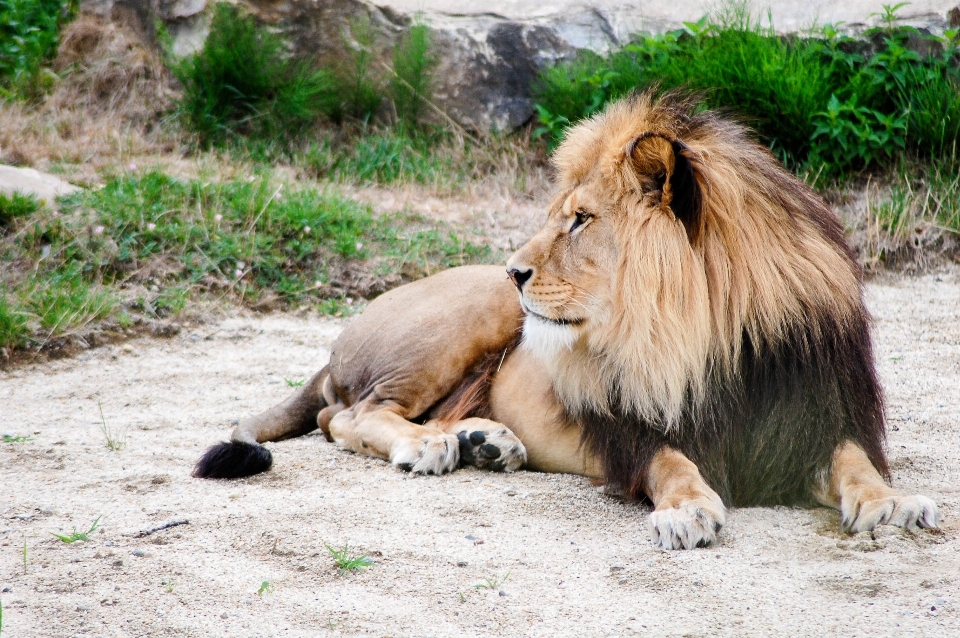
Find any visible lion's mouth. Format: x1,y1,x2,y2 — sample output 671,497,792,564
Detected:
524,306,585,327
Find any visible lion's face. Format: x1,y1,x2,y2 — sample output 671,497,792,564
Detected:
505,178,620,356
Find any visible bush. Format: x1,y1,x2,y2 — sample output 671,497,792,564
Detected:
174,2,337,146
0,0,77,99
532,2,960,174
389,22,436,126
0,190,41,228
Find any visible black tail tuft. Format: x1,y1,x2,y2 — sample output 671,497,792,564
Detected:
192,441,273,479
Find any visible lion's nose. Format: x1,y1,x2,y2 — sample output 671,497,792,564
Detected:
507,267,533,291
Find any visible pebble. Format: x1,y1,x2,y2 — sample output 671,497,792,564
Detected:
132,549,146,557
506,490,517,496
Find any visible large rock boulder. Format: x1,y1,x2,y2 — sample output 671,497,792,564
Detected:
81,0,960,131
0,166,81,206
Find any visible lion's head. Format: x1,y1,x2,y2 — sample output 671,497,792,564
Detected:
507,91,863,428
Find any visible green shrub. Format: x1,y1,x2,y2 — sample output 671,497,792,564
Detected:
532,1,960,174
0,0,77,99
0,190,41,228
330,14,383,123
0,291,29,348
390,23,436,126
174,2,336,146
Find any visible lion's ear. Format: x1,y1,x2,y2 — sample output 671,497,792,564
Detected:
625,134,704,243
666,139,703,243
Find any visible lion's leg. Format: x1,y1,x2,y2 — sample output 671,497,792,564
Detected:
815,440,938,532
644,446,726,550
329,400,459,475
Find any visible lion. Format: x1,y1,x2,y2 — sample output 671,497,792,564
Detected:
194,91,938,549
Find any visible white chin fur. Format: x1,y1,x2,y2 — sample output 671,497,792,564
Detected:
521,314,577,361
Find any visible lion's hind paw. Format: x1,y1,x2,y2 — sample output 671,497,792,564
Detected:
454,419,527,472
648,498,725,550
843,494,938,533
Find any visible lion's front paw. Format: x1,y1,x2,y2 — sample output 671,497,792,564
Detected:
648,498,726,550
391,431,460,475
843,494,938,533
453,419,527,472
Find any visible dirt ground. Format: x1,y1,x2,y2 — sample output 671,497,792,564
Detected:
1,269,958,638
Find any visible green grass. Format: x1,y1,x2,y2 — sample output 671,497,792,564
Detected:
0,171,496,353
284,378,305,387
0,0,78,99
390,22,436,126
533,1,960,174
174,2,337,147
325,543,373,575
871,155,960,240
98,400,124,451
2,434,33,442
51,515,100,543
474,572,510,590
0,191,42,228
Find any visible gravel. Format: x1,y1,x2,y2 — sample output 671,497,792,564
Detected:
0,269,957,637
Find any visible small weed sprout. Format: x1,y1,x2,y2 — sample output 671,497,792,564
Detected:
51,516,101,543
284,378,305,387
98,400,125,451
325,543,374,575
256,581,272,595
162,578,175,593
474,572,510,590
2,434,33,443
22,539,27,574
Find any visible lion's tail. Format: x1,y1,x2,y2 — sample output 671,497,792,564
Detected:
193,366,334,479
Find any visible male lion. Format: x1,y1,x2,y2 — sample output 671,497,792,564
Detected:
195,91,938,549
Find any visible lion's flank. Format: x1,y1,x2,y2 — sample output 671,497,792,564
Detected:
551,90,886,506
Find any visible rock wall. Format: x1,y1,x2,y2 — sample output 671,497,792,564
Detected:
80,0,960,131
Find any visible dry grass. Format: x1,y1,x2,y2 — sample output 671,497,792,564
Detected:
0,15,179,182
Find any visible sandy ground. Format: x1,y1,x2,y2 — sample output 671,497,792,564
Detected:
1,270,958,638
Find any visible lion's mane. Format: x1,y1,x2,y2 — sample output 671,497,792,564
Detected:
548,92,886,506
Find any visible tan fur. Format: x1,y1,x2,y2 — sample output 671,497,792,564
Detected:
205,92,936,549
510,92,861,426
815,441,938,532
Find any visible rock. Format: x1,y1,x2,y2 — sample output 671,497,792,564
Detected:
0,165,81,206
78,1,960,131
132,548,146,557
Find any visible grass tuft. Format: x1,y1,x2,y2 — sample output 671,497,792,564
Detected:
174,2,336,147
325,543,373,575
51,515,101,543
0,190,41,228
474,572,510,590
98,400,125,451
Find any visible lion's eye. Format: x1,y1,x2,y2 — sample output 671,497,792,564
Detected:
570,210,592,233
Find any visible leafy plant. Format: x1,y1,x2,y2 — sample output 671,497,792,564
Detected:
174,2,336,146
256,580,272,595
811,94,907,170
51,515,101,543
0,0,78,99
532,0,960,174
284,378,305,387
390,22,436,126
325,543,373,575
